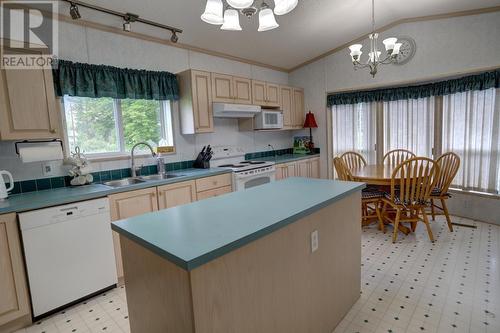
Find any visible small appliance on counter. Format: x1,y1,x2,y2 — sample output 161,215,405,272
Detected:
193,145,213,169
0,170,14,201
254,109,283,130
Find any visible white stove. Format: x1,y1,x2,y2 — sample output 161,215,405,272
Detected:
210,146,276,191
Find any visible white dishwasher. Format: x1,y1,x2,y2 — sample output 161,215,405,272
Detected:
19,198,117,318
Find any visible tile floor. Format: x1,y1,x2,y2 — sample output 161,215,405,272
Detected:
15,216,499,333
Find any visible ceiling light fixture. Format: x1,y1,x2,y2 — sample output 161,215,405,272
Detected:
273,0,298,16
62,0,182,42
202,0,298,32
69,2,81,20
348,0,402,77
122,13,138,32
201,0,224,25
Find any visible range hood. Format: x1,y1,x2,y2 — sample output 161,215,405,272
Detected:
213,103,261,118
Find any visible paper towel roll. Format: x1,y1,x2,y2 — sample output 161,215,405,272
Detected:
19,143,64,163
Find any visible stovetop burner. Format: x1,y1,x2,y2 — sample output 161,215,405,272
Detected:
219,164,245,168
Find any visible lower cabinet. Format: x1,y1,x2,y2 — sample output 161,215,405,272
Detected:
107,174,233,282
158,181,197,209
0,213,30,330
108,188,159,282
276,157,320,180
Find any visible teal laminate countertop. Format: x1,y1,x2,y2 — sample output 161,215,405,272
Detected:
0,168,231,214
250,153,320,164
112,177,365,271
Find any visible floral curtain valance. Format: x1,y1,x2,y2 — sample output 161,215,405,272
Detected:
53,60,180,101
327,68,500,106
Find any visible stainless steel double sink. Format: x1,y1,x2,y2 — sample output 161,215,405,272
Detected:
103,173,185,188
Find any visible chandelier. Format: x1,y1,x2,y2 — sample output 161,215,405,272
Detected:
201,0,298,31
348,0,402,77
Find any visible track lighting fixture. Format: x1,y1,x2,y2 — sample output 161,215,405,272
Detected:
69,2,81,20
62,0,182,42
170,31,179,43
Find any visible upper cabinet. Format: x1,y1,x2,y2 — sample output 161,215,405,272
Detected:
178,69,305,133
251,80,280,107
0,61,61,140
178,69,214,134
212,74,252,105
293,88,305,129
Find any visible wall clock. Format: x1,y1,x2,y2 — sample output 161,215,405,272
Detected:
394,36,416,65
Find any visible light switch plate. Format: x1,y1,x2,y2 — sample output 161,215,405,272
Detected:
311,230,319,253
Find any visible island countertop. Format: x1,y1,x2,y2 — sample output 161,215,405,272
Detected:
112,177,365,271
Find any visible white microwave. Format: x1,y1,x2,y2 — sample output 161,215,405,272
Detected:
254,109,283,129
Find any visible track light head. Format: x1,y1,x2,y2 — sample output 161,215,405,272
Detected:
122,13,138,32
69,2,81,20
170,31,178,43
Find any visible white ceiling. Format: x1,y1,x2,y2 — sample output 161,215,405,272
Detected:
60,0,500,70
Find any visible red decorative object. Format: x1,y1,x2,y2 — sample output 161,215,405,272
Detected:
303,111,318,154
303,111,318,129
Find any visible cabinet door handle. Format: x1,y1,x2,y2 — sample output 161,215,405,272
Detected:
50,128,57,133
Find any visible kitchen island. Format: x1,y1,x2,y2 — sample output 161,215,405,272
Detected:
112,177,365,333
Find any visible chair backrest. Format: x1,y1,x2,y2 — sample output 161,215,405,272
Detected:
390,157,440,207
435,152,460,194
340,151,367,171
383,149,416,165
333,157,354,181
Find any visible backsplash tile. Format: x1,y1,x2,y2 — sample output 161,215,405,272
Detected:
6,147,311,195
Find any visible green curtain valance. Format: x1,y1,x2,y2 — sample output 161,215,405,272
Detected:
53,60,179,101
327,69,500,106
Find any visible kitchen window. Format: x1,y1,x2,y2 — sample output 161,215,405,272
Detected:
63,96,174,157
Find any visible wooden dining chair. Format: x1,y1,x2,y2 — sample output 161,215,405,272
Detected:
429,152,460,232
340,151,367,171
383,149,416,165
333,157,384,231
381,157,440,243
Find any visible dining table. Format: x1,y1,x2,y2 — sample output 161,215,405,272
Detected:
350,164,412,234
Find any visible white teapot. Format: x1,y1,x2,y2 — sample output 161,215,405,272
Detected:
0,170,14,201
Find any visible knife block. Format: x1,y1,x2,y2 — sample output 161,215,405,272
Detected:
193,160,210,169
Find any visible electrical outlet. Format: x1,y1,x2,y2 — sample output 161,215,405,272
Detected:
41,161,58,177
311,230,319,253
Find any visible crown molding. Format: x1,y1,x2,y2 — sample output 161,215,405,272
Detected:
287,5,500,73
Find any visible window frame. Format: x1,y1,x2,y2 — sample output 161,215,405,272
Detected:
61,97,175,160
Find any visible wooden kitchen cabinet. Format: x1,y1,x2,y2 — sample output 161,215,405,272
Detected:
196,185,232,200
212,73,252,105
157,181,197,209
293,88,305,128
280,86,294,129
0,213,30,330
310,157,320,178
0,55,61,140
178,69,214,134
211,73,233,103
297,159,310,177
276,157,320,180
108,188,159,281
251,80,280,107
276,162,297,180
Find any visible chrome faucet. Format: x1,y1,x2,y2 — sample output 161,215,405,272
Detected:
131,142,156,177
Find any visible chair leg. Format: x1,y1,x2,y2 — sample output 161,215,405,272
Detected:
375,201,384,233
420,208,435,242
441,198,453,232
392,208,401,243
430,199,436,221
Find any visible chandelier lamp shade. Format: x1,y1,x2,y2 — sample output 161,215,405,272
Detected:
348,0,402,77
201,0,298,31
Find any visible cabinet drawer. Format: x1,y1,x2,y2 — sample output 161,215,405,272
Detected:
197,185,232,200
196,173,232,192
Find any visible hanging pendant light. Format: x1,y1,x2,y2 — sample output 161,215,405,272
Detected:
201,0,224,25
274,0,298,15
221,8,242,31
227,0,254,9
258,3,279,31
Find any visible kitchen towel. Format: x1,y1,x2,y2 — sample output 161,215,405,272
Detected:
19,143,64,163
